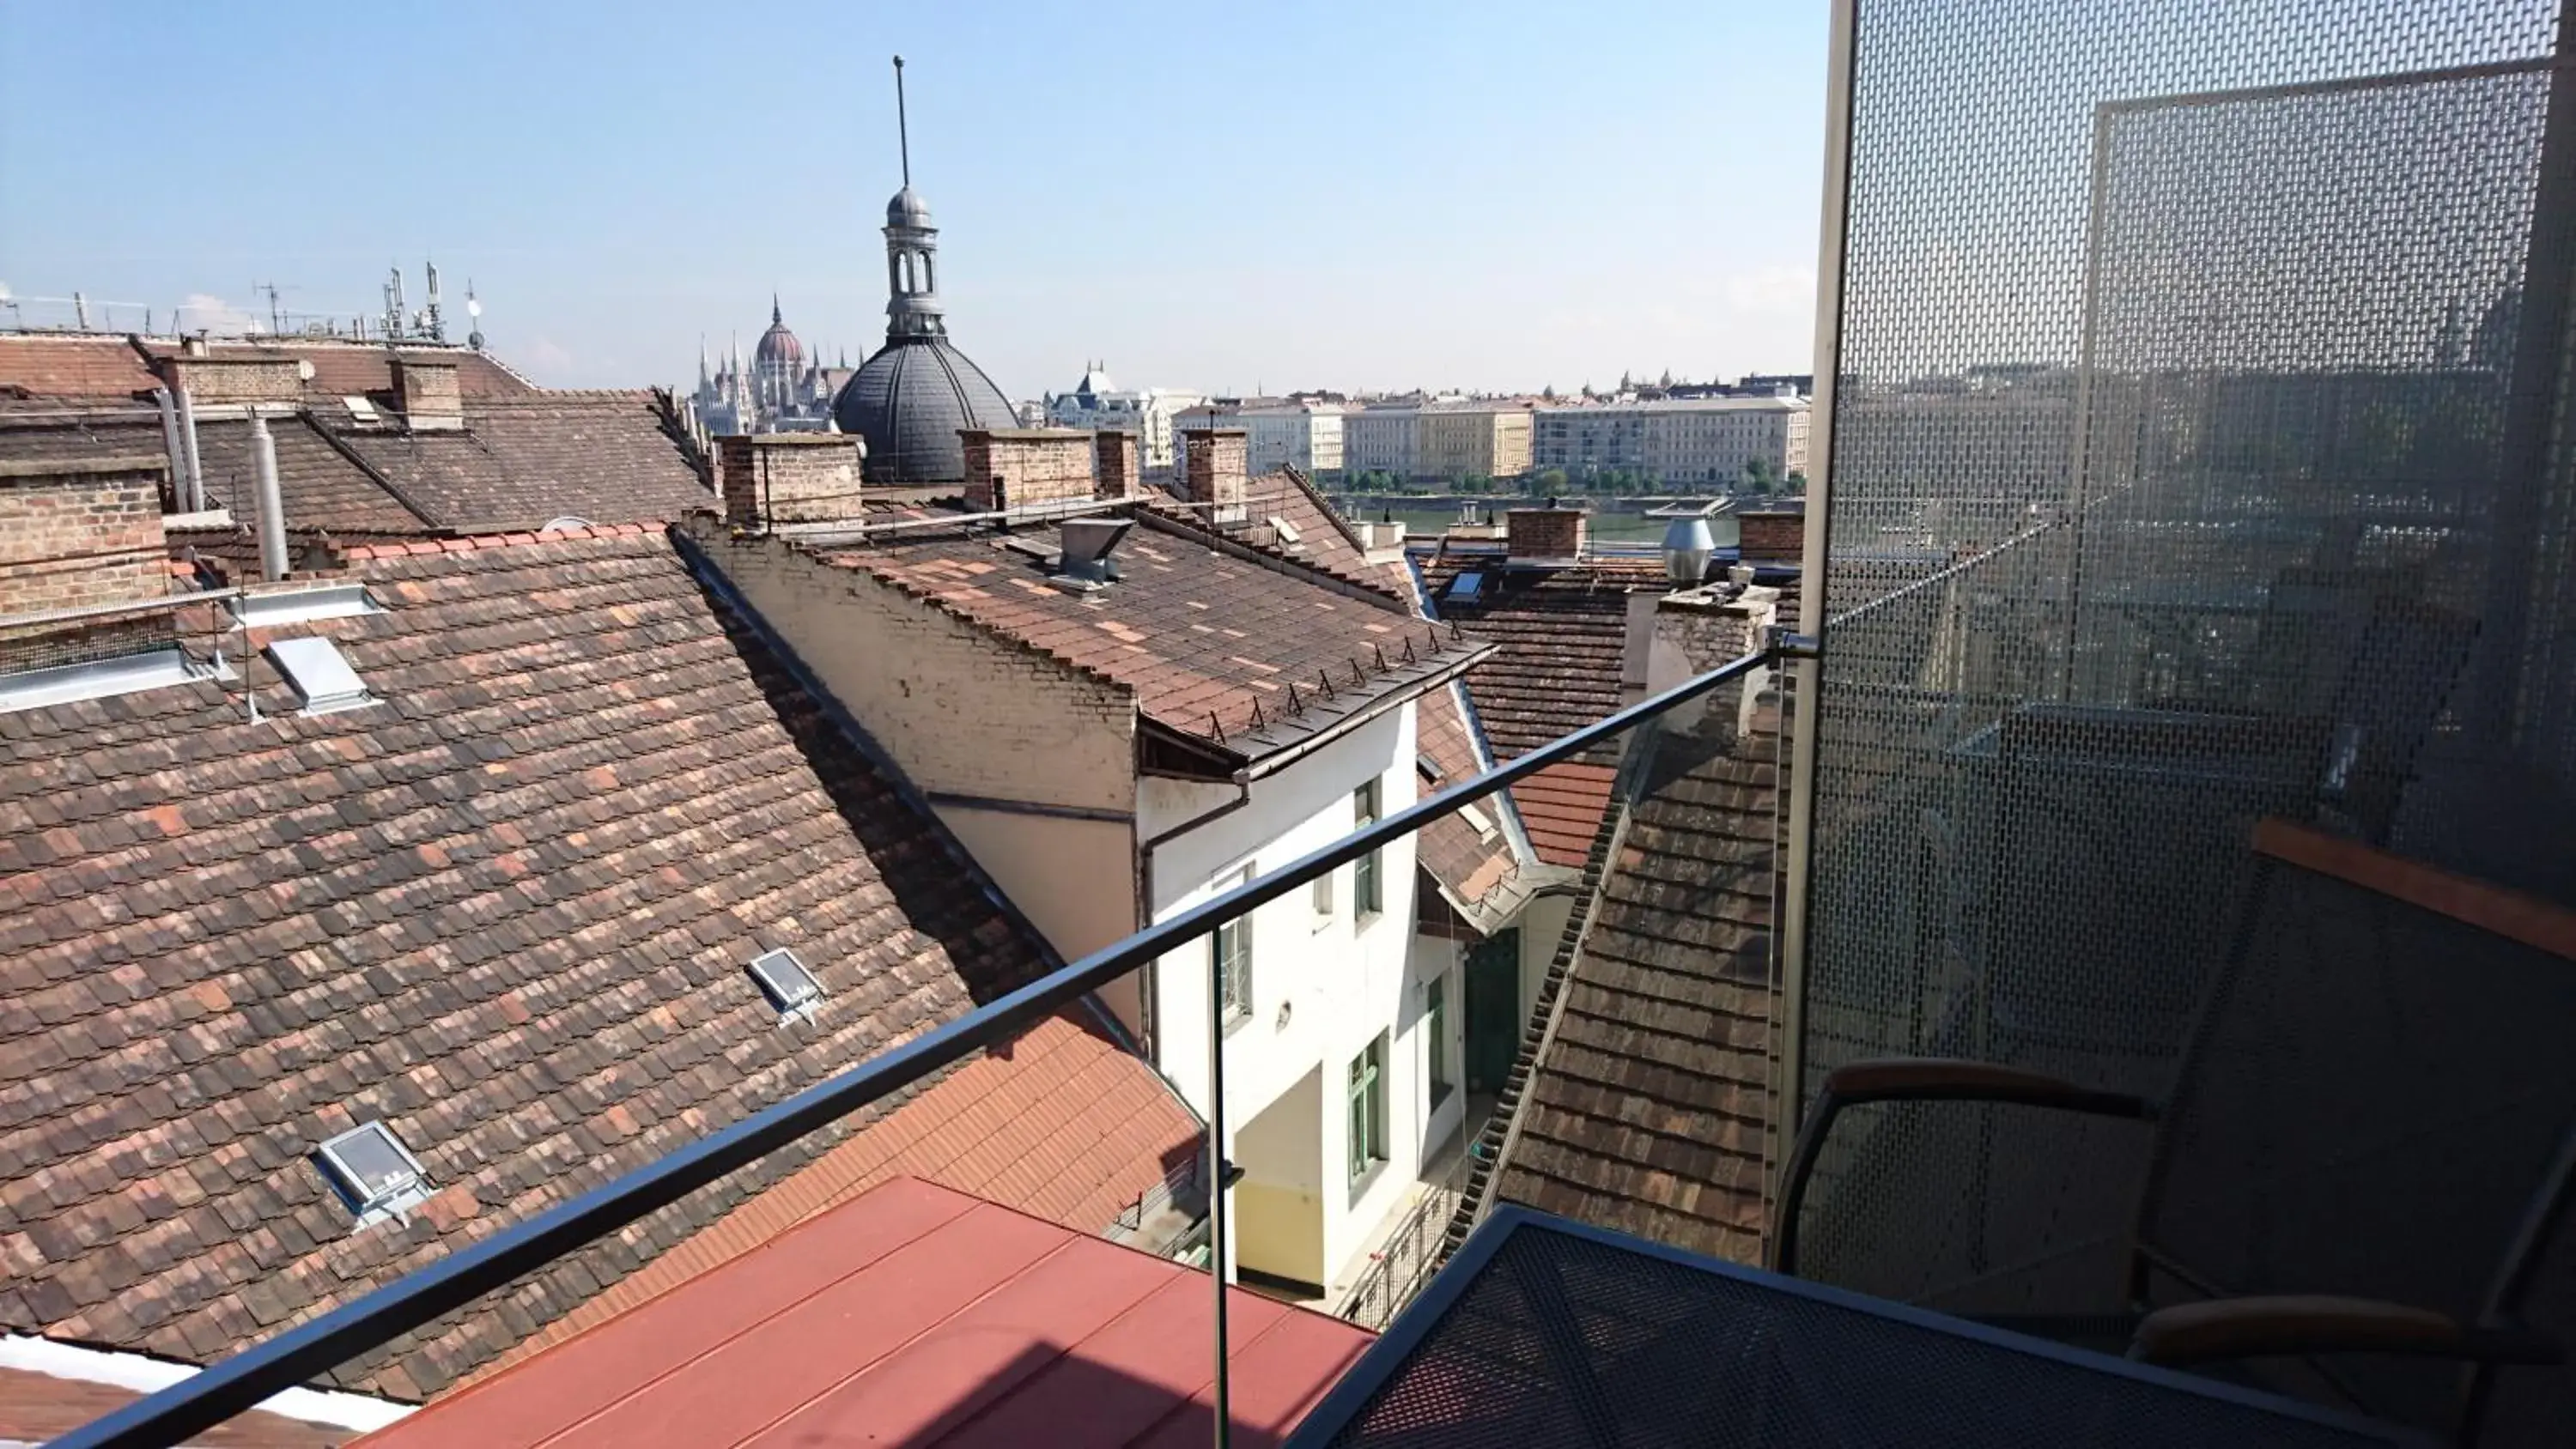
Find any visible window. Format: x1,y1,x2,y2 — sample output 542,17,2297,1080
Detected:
1353,780,1383,921
1347,1033,1388,1186
1427,975,1454,1107
747,947,823,1017
1215,870,1254,1023
1312,866,1334,925
315,1121,429,1221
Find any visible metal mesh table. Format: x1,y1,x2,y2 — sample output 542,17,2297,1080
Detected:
1288,1209,2424,1448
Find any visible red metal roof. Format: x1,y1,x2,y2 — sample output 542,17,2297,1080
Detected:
355,1178,1373,1449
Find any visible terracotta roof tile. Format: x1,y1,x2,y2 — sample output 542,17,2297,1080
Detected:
811,507,1485,759
0,1364,347,1447
1492,696,1786,1264
320,394,712,532
0,530,1180,1401
0,336,158,403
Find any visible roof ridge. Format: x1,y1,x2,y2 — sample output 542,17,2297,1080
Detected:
339,519,665,561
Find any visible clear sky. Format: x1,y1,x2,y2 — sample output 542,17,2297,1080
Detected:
0,2,1827,397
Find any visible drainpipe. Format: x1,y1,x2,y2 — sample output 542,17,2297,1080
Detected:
151,388,188,512
169,381,206,514
248,409,289,580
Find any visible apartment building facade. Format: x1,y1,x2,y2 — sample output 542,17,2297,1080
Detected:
1532,396,1810,483
1178,399,1346,476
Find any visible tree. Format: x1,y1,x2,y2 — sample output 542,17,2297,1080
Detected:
1743,457,1777,495
1534,467,1569,494
1784,470,1808,495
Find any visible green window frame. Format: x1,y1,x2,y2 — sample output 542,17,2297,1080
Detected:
1347,1033,1388,1186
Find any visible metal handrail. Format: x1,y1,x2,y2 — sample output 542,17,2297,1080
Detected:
53,643,1783,1449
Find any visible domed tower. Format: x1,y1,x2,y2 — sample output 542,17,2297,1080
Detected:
832,56,1016,484
752,295,806,420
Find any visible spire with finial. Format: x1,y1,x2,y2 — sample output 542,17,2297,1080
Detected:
894,55,911,187
772,293,783,327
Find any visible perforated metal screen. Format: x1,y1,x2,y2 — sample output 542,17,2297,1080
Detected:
1298,1213,2412,1448
1792,0,2576,1397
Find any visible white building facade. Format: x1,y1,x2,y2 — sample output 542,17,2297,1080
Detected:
1179,400,1347,476
1532,396,1810,483
1342,405,1419,478
1042,363,1204,476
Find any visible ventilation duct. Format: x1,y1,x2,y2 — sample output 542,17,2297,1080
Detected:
1054,517,1133,587
1662,517,1716,586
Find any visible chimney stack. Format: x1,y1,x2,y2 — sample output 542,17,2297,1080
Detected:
0,456,173,670
1504,505,1587,562
390,357,464,432
161,352,301,407
1179,427,1249,524
960,428,1096,514
1093,429,1140,500
1737,502,1803,563
718,433,865,526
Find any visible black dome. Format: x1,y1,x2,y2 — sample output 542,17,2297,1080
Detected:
831,336,1016,484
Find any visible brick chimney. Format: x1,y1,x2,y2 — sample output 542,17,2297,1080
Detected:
1093,429,1140,500
1645,584,1782,737
0,456,173,669
1179,427,1249,524
391,357,465,432
1738,504,1804,564
961,428,1097,514
161,354,303,407
719,433,865,526
1505,506,1587,562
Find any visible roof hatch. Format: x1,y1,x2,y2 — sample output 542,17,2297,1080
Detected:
264,636,374,715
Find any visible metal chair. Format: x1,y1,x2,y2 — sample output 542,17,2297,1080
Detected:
1771,818,2576,1440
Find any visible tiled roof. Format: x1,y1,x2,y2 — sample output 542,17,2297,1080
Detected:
1418,554,1664,866
194,416,432,536
1146,474,1531,915
354,1177,1371,1449
0,336,158,403
486,1009,1201,1374
0,530,1179,1401
131,342,536,402
1491,691,1784,1264
321,394,713,532
0,1365,347,1447
813,508,1485,760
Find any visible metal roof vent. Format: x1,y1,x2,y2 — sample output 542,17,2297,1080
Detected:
1052,517,1133,591
1662,517,1716,586
748,947,824,1020
264,636,374,715
315,1121,430,1224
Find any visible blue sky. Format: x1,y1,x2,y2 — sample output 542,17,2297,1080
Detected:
0,2,1827,395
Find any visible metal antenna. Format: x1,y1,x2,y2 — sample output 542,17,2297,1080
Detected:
893,55,911,187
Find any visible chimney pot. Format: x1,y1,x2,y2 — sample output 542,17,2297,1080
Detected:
1180,427,1249,525
1505,506,1587,562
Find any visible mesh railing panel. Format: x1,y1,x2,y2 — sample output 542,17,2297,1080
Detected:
1310,1218,2409,1447
1798,0,2576,1432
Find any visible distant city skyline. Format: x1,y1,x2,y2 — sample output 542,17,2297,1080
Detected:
0,3,1828,395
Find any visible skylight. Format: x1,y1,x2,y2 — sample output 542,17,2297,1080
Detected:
1461,803,1498,841
748,948,823,1018
1270,517,1303,545
1417,755,1443,784
315,1121,429,1222
1445,572,1485,604
264,636,373,714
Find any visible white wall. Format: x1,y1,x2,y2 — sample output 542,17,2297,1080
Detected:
1408,932,1466,1161
1140,704,1425,1287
